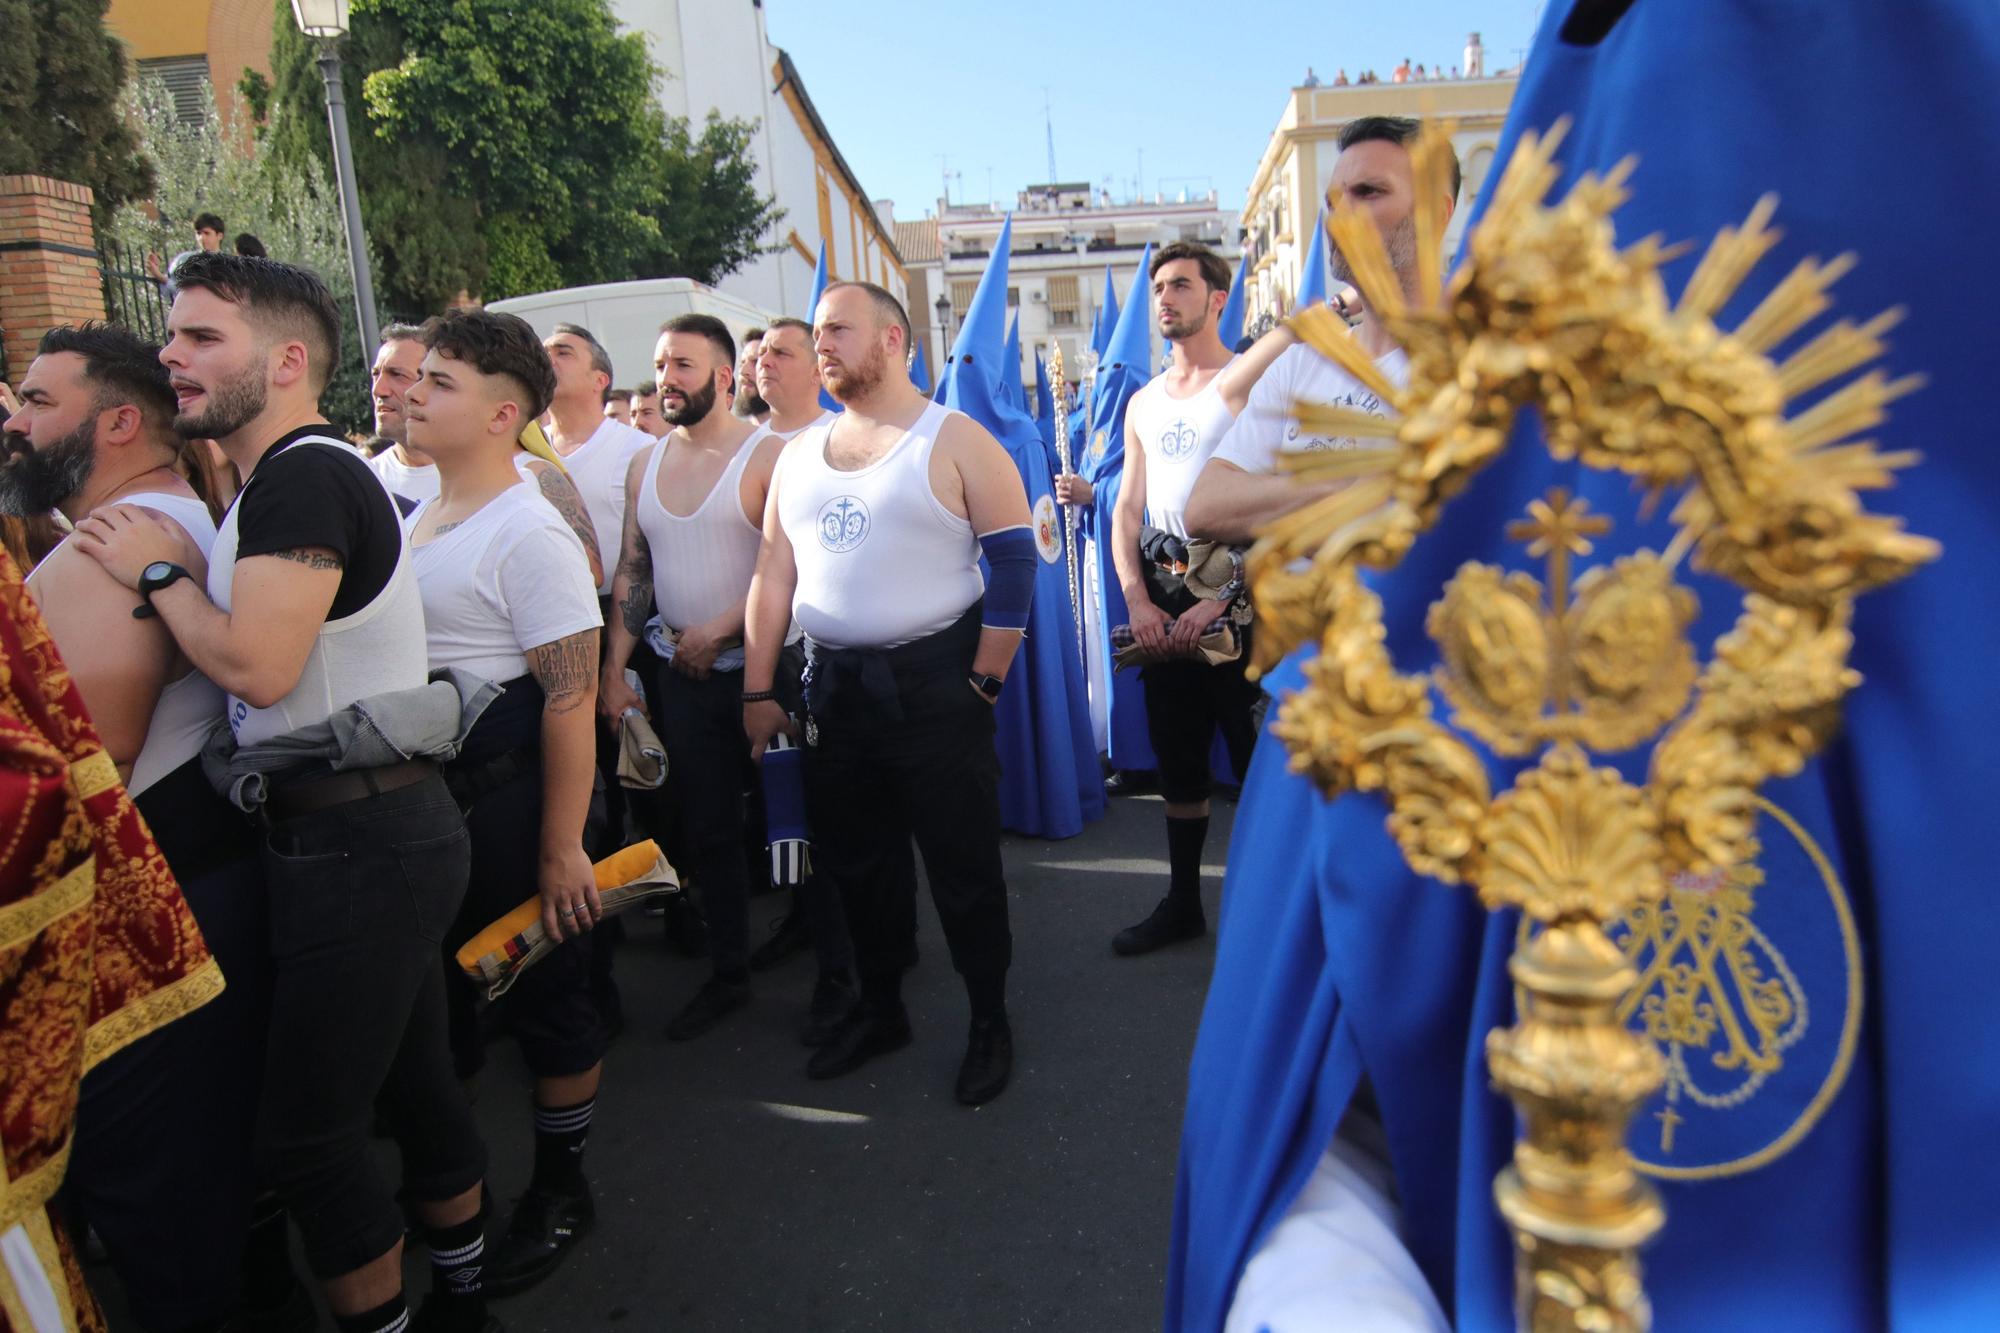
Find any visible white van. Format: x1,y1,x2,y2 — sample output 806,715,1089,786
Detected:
487,278,778,390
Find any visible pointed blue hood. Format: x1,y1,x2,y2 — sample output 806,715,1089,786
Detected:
1218,251,1249,349
1296,204,1328,310
1001,313,1027,414
909,340,931,395
939,216,1032,434
1091,264,1120,360
804,241,839,410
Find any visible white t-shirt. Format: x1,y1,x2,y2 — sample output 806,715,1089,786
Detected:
369,446,440,509
555,418,654,594
1212,343,1410,475
408,482,601,683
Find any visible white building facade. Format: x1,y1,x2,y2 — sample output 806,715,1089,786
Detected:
611,0,906,321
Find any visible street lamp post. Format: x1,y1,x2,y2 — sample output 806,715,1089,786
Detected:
291,0,381,359
934,291,953,378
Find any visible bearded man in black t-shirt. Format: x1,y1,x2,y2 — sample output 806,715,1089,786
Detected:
78,254,498,1333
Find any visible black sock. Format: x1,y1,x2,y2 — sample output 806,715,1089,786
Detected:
965,971,1007,1023
335,1293,408,1333
531,1097,594,1191
1166,814,1210,907
424,1210,486,1311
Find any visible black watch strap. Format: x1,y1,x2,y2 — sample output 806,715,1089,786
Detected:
969,672,1003,702
132,562,193,620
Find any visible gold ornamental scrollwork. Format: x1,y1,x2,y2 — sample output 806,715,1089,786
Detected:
1253,119,1937,1331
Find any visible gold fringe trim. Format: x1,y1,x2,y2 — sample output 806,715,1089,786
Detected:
82,958,227,1073
0,861,92,954
66,750,117,803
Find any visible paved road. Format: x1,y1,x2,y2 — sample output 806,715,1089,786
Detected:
435,787,1233,1332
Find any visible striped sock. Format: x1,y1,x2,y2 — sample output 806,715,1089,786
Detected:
426,1212,486,1302
334,1293,408,1333
531,1097,594,1190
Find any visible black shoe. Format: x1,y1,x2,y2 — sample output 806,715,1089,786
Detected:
410,1294,503,1333
666,975,749,1041
1112,895,1207,956
799,972,857,1046
487,1177,594,1298
805,1002,912,1079
955,1014,1014,1105
748,909,811,972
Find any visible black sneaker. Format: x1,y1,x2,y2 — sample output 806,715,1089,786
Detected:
410,1294,503,1333
955,1014,1014,1105
1111,895,1207,956
748,909,811,972
487,1177,594,1298
805,1002,912,1079
665,975,749,1041
799,972,857,1046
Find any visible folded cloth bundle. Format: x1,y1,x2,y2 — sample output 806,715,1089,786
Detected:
615,707,666,789
454,840,679,998
1109,619,1243,670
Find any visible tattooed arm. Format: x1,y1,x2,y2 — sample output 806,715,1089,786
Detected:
526,628,603,941
74,502,343,706
598,447,655,725
523,457,605,587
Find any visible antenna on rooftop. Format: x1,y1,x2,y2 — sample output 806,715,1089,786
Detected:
1044,87,1058,184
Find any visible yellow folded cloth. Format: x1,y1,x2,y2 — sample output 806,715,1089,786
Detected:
517,419,567,473
453,840,678,998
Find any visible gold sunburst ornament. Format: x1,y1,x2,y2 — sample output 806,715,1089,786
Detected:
1254,119,1938,1331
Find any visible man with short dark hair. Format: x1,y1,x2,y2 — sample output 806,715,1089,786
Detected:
629,384,668,438
603,392,632,427
744,281,1032,1104
1184,117,1457,544
404,309,609,1295
75,253,496,1333
731,326,770,421
367,322,435,508
148,210,227,290
544,324,651,600
755,318,832,439
3,322,292,1330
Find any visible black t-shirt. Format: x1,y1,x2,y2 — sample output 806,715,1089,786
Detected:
234,426,401,621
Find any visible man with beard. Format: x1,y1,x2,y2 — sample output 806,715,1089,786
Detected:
73,254,495,1333
1182,117,1457,543
2,323,295,1331
599,315,825,1039
402,310,607,1295
628,384,669,438
731,327,769,422
743,282,1032,1104
1104,244,1294,957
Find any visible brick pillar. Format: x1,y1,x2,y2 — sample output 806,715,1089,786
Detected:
0,175,107,381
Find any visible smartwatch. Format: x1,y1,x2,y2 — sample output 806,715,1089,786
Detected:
132,561,193,620
969,672,1004,704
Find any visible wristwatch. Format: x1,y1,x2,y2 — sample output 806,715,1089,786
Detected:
969,672,1004,703
132,561,193,620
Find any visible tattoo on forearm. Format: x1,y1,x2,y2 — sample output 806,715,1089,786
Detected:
536,468,601,562
527,630,599,714
616,538,654,636
268,547,343,570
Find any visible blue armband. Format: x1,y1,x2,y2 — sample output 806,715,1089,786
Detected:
978,525,1037,632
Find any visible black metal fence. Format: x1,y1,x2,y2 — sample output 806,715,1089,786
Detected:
97,237,169,343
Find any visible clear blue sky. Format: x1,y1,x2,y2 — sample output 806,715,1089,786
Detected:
763,0,1545,220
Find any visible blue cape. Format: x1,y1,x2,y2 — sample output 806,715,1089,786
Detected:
1170,3,2000,1329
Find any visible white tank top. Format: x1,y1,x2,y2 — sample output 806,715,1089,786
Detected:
1127,364,1238,539
209,436,431,747
637,428,765,633
776,401,984,650
38,491,227,796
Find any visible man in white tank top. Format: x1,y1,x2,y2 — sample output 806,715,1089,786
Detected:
1108,244,1289,958
75,254,494,1333
756,317,837,440
403,310,611,1296
3,322,284,1330
744,281,1032,1106
599,315,830,1043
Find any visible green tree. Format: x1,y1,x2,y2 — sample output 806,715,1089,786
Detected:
261,0,781,315
108,77,375,434
0,0,154,216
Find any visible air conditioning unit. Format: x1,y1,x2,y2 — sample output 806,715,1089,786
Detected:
1029,290,1046,303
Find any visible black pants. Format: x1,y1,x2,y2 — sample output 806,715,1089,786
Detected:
1137,582,1260,805
646,643,838,976
253,771,487,1282
801,612,1010,1001
68,759,266,1330
444,679,605,1079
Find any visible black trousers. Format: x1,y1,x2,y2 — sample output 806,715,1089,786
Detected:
1137,578,1260,804
67,759,266,1330
253,771,488,1281
444,678,605,1079
801,614,1010,1002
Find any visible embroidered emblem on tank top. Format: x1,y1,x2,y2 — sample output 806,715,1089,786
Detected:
816,495,870,552
1159,418,1199,461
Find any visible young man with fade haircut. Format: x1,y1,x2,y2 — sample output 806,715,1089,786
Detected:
628,383,669,438
731,326,769,422
373,325,605,583
74,253,497,1333
743,281,1032,1105
1104,242,1296,956
2,323,304,1330
1183,116,1457,544
599,313,851,1041
401,309,610,1295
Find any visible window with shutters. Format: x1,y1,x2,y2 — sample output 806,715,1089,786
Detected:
950,280,980,317
1046,274,1080,327
140,56,210,127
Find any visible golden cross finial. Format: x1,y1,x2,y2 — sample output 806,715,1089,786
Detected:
1508,488,1614,713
